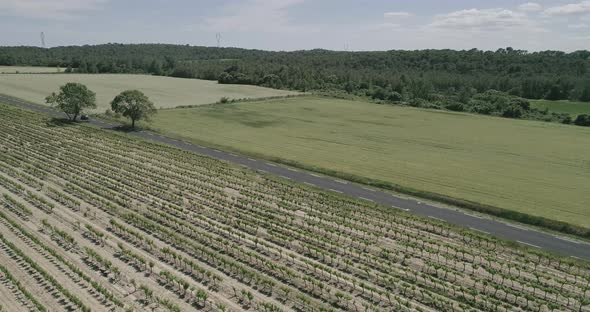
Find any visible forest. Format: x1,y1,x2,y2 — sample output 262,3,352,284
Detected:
1,44,589,123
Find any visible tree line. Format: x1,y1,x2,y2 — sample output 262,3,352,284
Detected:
1,44,589,124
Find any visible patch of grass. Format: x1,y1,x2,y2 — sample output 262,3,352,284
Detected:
0,73,299,113
145,96,590,230
531,99,590,116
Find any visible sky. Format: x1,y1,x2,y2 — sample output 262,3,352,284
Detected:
0,0,589,51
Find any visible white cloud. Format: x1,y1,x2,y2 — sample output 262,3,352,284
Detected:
518,2,543,12
430,8,531,31
543,1,590,16
568,23,589,28
202,0,306,33
0,0,108,19
384,11,413,18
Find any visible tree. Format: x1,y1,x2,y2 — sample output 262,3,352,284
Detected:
110,90,156,128
148,60,163,75
545,84,564,100
45,83,96,121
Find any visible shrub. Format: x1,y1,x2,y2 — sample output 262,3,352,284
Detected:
387,91,403,102
574,114,590,126
218,72,234,84
445,102,465,112
467,90,530,118
509,97,531,110
262,74,281,88
408,98,427,107
468,99,495,115
502,104,524,118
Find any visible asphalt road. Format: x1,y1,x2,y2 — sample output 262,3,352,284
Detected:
1,94,589,260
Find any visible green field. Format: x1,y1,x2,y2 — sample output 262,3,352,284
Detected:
531,99,590,116
146,96,590,228
0,66,63,74
0,73,299,112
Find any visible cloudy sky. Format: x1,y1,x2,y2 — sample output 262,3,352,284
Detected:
0,0,589,51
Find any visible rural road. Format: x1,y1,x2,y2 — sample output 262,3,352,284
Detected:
2,94,589,261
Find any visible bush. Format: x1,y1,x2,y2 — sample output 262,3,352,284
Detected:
574,114,590,126
387,91,403,102
445,102,465,112
468,99,495,115
262,74,281,88
219,97,229,104
218,72,252,85
233,73,251,84
408,98,427,107
218,72,234,84
509,97,530,110
467,90,530,118
502,104,524,118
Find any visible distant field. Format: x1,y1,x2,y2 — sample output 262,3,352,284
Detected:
0,66,62,74
0,73,299,112
147,97,590,228
531,99,590,116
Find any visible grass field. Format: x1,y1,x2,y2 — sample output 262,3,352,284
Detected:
0,102,587,312
0,66,63,74
0,73,299,112
146,96,590,228
531,99,590,116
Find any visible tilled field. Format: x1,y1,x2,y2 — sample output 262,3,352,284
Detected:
0,103,589,312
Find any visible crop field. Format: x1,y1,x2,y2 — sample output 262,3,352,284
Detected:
0,66,63,74
531,99,590,116
0,103,589,312
0,73,299,112
147,96,590,229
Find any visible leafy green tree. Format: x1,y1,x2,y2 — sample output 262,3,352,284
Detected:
148,60,163,75
45,83,96,121
571,85,590,102
545,84,564,100
110,90,156,128
406,80,433,100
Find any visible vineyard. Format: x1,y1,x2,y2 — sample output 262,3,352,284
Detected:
0,102,588,312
